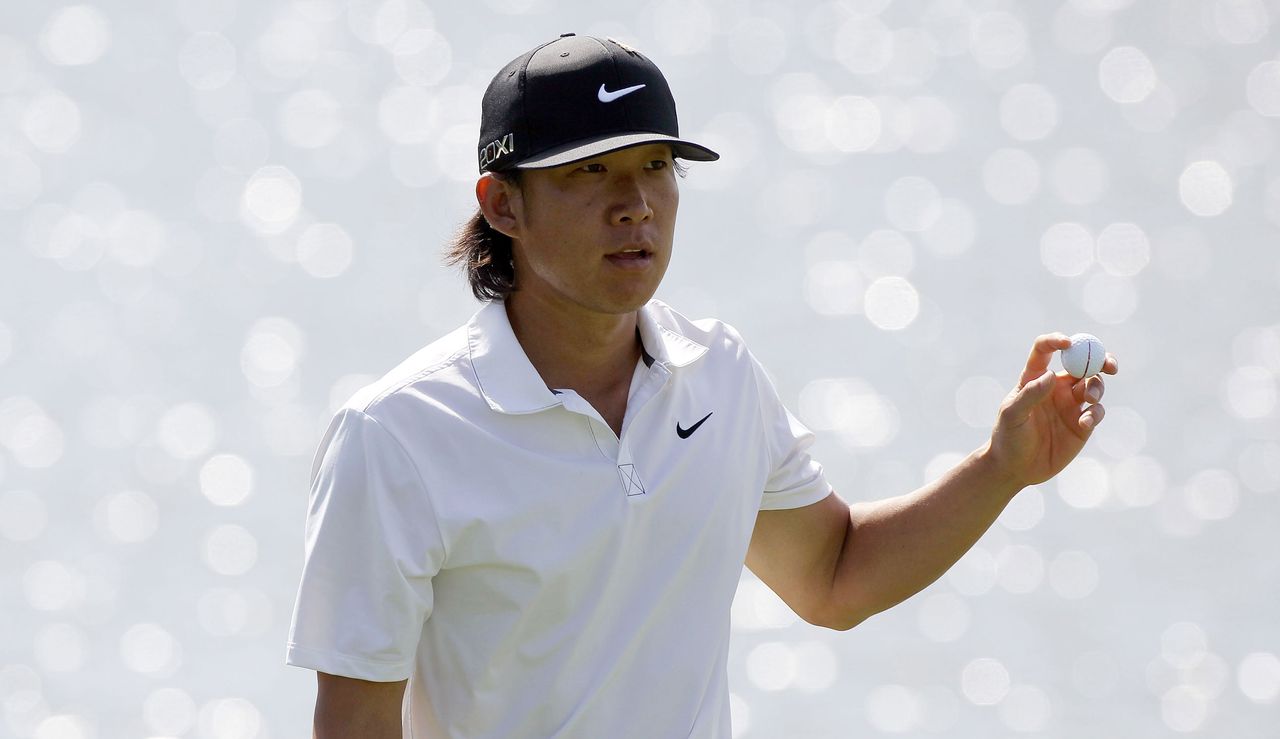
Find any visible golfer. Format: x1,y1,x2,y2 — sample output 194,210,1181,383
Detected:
286,33,1118,738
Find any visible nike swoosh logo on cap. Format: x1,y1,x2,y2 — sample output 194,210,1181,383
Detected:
598,83,646,103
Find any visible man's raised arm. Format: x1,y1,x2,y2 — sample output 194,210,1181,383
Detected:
747,333,1118,630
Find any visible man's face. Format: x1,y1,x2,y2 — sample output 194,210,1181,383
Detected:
505,143,679,317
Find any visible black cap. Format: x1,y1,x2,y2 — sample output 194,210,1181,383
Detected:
477,34,720,173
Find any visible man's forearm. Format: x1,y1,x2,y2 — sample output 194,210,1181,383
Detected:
824,444,1023,629
313,674,406,739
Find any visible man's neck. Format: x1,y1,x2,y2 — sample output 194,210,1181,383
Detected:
503,291,643,398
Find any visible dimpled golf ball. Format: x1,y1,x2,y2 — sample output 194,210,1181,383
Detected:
1061,333,1106,379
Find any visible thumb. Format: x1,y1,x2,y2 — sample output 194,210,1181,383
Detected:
1002,370,1056,421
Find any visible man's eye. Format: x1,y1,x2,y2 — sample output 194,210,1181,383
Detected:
581,163,606,173
647,160,669,170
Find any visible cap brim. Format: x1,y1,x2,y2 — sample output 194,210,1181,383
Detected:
513,132,719,169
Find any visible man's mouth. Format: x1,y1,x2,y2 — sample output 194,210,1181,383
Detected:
605,248,653,268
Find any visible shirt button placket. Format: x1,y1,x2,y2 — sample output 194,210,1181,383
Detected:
616,439,645,497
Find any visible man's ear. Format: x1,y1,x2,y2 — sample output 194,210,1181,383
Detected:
476,174,521,240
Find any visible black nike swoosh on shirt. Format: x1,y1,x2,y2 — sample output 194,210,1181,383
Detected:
676,412,713,439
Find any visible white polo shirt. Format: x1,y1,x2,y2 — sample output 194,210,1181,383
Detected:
286,299,832,738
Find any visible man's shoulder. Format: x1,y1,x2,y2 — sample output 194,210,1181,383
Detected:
342,320,476,416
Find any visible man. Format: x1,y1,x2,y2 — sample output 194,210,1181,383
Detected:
286,34,1117,738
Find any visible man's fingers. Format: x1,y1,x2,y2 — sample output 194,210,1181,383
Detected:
1073,375,1105,404
1019,333,1072,387
1102,353,1119,375
1004,370,1056,423
1080,403,1106,431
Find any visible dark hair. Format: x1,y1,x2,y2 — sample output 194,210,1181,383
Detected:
444,170,522,301
444,159,689,301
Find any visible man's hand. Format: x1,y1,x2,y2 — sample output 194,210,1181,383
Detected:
984,332,1119,489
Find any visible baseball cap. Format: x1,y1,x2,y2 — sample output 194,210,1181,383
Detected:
477,33,720,173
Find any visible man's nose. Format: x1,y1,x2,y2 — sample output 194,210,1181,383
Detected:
611,176,653,225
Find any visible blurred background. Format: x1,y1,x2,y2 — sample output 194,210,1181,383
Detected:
2,0,1278,736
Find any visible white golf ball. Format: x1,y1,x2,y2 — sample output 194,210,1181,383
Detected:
1061,333,1106,379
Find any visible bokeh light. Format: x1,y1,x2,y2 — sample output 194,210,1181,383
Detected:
392,28,453,86
296,222,354,278
39,5,111,66
378,85,439,144
143,687,198,736
866,684,923,732
863,276,920,331
92,490,160,544
1179,160,1234,216
1000,84,1060,141
947,546,997,596
197,586,274,637
199,453,255,507
804,261,863,316
996,544,1045,594
156,402,218,460
0,396,64,469
1238,652,1280,703
32,623,89,674
203,524,259,576
1099,46,1157,103
1040,222,1094,277
825,96,882,153
798,378,899,448
1047,550,1100,600
883,177,941,232
919,198,976,257
1246,60,1280,117
790,641,838,692
241,165,303,232
746,641,796,691
1056,455,1110,508
22,90,82,154
33,715,94,739
179,32,237,90
120,623,182,676
196,697,262,739
1183,468,1240,521
969,11,1027,70
999,487,1045,531
1112,455,1167,507
1095,222,1150,276
961,657,1010,705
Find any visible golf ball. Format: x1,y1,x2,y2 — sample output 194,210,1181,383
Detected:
1061,333,1106,379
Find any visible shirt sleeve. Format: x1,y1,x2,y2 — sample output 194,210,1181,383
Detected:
748,351,834,511
285,407,445,682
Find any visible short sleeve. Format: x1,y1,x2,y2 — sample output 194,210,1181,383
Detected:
285,407,445,681
748,352,834,511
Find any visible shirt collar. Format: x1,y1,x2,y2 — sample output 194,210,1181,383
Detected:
468,299,709,415
636,299,709,368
